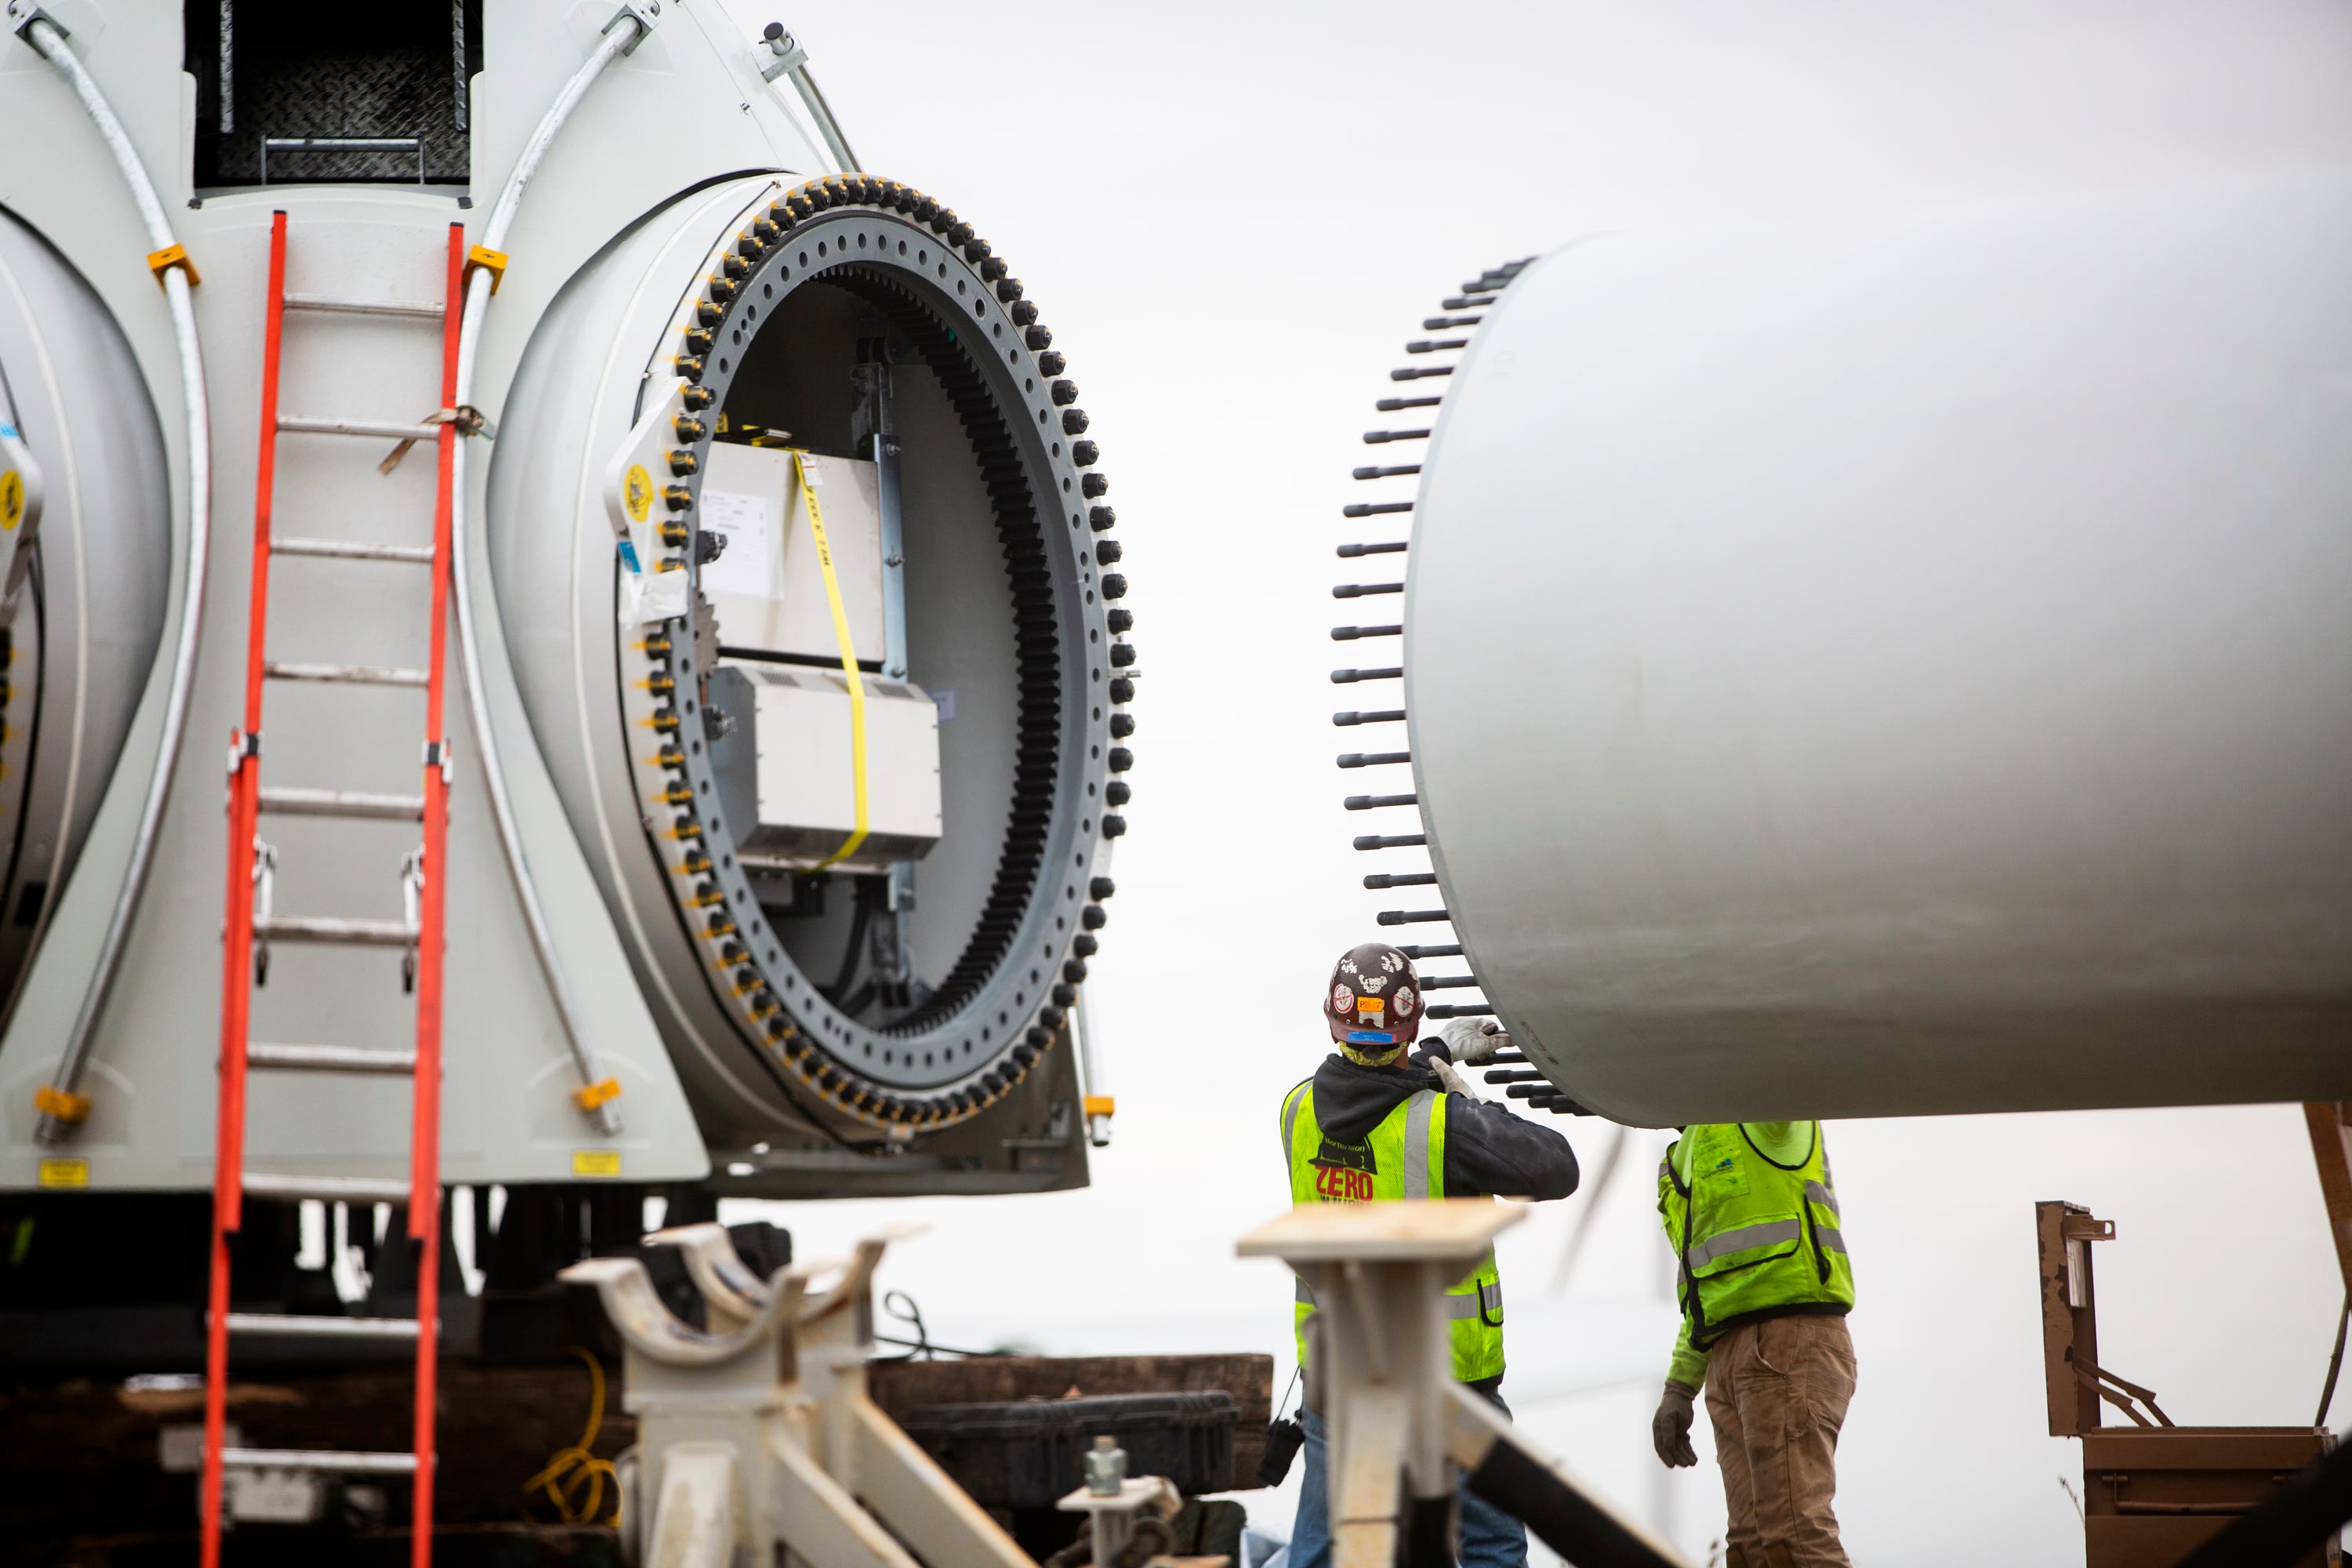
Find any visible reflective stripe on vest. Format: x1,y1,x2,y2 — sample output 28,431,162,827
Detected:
1283,1076,1505,1382
1658,1122,1855,1350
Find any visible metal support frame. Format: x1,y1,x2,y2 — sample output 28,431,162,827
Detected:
564,1225,1075,1568
1236,1201,1686,1568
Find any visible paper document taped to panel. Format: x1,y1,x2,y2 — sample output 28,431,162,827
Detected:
699,487,779,599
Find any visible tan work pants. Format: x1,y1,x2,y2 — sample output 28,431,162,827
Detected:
1703,1312,1857,1568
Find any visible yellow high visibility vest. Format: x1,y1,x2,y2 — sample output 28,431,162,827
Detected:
1280,1078,1505,1383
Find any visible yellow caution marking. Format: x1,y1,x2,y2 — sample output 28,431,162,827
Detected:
622,463,655,524
1083,1095,1116,1118
147,244,199,287
0,469,23,531
38,1157,88,1189
793,451,869,867
572,1149,622,1178
572,1077,622,1112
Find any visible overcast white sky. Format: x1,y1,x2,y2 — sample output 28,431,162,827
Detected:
710,4,2352,1562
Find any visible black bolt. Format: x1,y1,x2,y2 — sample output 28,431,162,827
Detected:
1081,472,1109,499
1109,713,1135,738
1073,440,1100,466
1011,300,1040,326
1038,1004,1065,1028
1108,747,1132,772
1109,643,1136,668
684,327,714,354
1107,608,1133,633
1089,505,1116,532
1105,780,1131,806
681,384,715,410
674,354,705,382
1051,983,1077,1007
1037,350,1067,375
1109,676,1134,701
1090,876,1116,900
1025,323,1053,349
1073,933,1100,957
1027,1024,1055,1047
1102,814,1127,838
1102,574,1127,601
980,256,1009,281
1095,539,1123,564
996,278,1025,303
674,415,708,444
1051,379,1080,406
1063,960,1088,984
1062,408,1090,435
1082,904,1109,931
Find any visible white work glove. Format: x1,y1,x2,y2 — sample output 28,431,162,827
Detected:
1425,1052,1476,1100
1439,1016,1509,1065
1652,1380,1699,1468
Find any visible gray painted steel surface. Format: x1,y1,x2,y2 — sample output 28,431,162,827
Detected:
1408,173,2352,1123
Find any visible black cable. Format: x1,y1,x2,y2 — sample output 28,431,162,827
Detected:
822,891,873,1001
2318,1290,2350,1428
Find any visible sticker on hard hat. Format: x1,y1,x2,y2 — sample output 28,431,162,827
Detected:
622,463,655,524
1345,1029,1400,1044
1356,996,1385,1014
0,470,21,531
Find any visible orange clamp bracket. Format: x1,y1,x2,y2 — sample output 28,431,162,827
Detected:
1083,1095,1116,1118
34,1084,91,1123
466,245,509,294
146,244,200,289
573,1076,622,1112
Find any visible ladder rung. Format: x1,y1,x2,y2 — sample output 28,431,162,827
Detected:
278,415,441,441
241,1172,413,1203
257,786,426,821
221,1446,420,1475
225,1312,424,1340
263,660,429,688
247,1041,417,1074
254,916,417,948
270,536,435,564
282,292,443,320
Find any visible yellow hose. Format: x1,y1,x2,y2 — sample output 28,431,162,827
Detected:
522,1346,620,1526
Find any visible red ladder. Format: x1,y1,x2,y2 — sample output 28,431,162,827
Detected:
201,212,463,1568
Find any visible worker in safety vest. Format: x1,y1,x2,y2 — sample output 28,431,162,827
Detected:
1653,1123,1857,1568
1281,942,1580,1568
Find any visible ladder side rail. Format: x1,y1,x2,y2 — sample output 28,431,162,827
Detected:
202,205,289,1568
407,220,467,1568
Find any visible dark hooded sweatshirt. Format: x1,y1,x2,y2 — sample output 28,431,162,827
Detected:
1304,1052,1580,1201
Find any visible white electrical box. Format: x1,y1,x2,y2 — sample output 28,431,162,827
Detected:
731,663,942,872
699,444,886,663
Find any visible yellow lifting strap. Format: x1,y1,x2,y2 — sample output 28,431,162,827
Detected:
34,1084,90,1123
146,244,199,289
793,450,869,868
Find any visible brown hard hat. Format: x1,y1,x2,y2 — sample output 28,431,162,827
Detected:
1325,942,1422,1047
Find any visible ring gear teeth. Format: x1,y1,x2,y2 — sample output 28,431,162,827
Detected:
629,176,1127,1133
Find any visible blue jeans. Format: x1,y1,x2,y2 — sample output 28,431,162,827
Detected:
1288,1399,1528,1568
